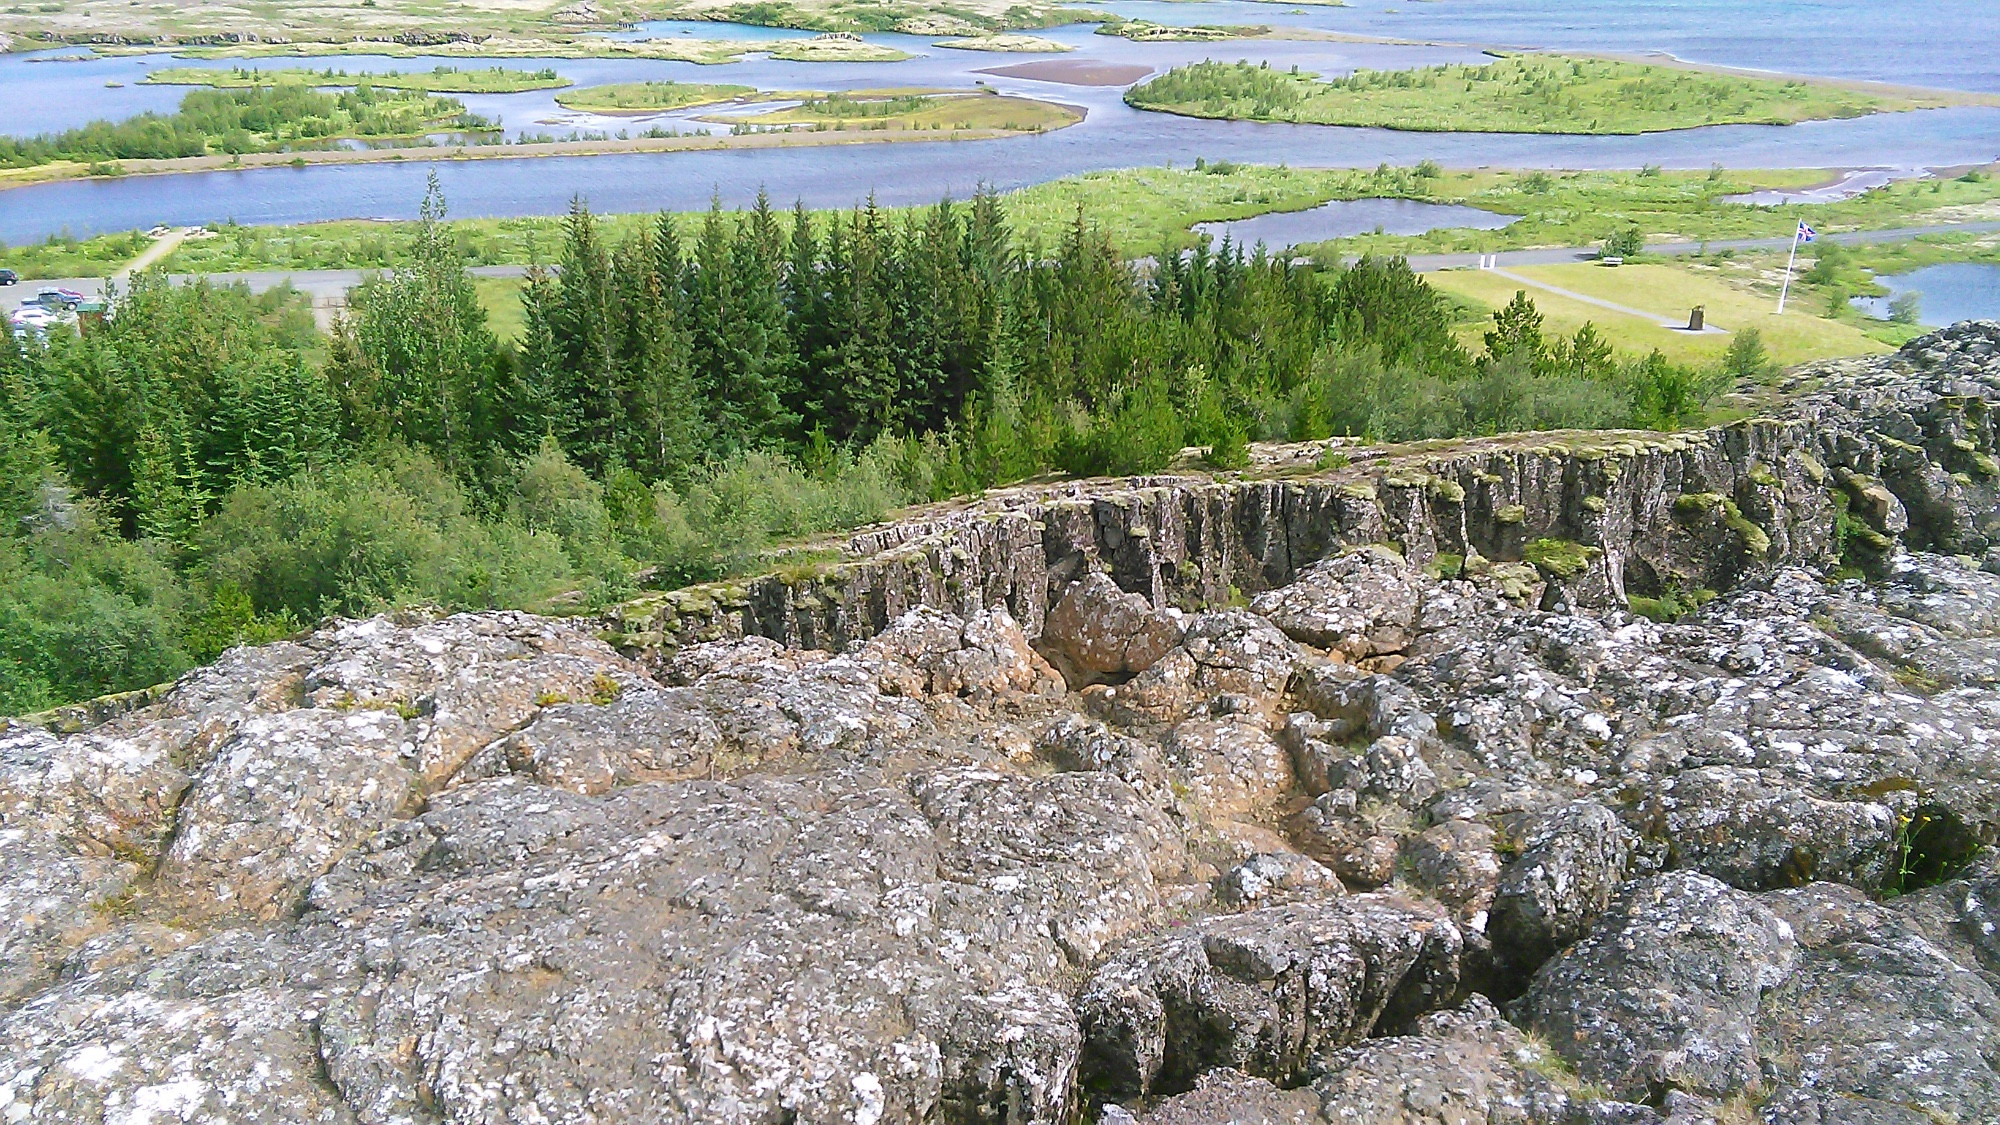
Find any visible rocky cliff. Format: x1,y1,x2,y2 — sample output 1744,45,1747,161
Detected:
8,324,2000,1125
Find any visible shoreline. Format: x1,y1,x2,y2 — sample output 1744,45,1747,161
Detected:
0,117,1081,194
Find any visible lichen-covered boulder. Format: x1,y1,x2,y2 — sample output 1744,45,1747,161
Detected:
1517,872,1797,1101
1250,547,1422,658
1041,572,1184,681
1077,895,1462,1099
1488,801,1634,978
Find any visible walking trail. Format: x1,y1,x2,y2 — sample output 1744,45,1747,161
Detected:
1482,264,1728,334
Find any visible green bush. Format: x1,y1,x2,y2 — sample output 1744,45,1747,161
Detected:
0,497,193,713
197,448,580,619
649,440,920,581
1053,375,1186,477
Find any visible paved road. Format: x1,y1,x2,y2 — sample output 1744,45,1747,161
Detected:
2,264,533,327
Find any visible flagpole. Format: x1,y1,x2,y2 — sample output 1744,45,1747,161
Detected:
1777,222,1801,314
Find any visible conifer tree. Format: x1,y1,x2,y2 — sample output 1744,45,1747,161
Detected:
340,173,503,476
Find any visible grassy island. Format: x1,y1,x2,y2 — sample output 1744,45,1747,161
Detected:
713,89,1080,132
0,84,486,171
1096,20,1265,42
763,33,913,62
1125,54,1977,134
141,65,572,94
555,81,761,114
933,33,1073,52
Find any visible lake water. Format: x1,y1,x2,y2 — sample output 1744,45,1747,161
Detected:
1193,198,1515,247
1851,263,2000,327
4,0,2000,240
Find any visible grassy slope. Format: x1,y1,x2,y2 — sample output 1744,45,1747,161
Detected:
141,65,573,93
1125,54,1975,134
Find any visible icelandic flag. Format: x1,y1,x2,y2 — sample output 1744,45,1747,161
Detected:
1798,221,1817,243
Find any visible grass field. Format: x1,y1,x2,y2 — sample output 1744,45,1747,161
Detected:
720,90,1078,132
1126,54,1981,134
555,80,759,113
1425,261,1892,366
142,65,572,93
473,275,528,343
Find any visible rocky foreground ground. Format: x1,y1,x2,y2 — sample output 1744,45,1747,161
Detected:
10,325,2000,1125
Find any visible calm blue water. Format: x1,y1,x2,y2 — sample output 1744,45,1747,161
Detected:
1194,198,1515,247
1093,0,2000,94
3,1,1998,241
1852,264,2000,327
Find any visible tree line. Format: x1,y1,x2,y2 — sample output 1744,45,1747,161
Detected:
0,84,485,167
0,176,1751,713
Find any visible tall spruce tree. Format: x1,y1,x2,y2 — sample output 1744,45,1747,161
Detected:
339,173,505,477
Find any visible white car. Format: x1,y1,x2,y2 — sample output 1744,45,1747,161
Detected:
9,305,56,338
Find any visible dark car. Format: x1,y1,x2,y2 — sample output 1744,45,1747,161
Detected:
0,269,18,286
30,287,84,310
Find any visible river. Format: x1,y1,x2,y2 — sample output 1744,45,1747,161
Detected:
1852,263,2000,327
3,0,1997,240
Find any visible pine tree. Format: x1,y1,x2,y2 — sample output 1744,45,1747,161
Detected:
341,173,502,477
1485,289,1548,371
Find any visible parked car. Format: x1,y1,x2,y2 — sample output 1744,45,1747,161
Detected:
0,269,17,286
8,305,55,339
30,287,84,310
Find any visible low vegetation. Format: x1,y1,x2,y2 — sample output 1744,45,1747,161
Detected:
0,176,1745,713
1096,20,1263,42
132,38,763,65
554,80,761,114
719,90,1079,132
763,34,913,62
933,33,1072,52
1126,55,1963,134
0,84,489,169
4,0,1086,48
141,64,572,94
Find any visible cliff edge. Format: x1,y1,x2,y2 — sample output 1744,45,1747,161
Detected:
7,324,2000,1124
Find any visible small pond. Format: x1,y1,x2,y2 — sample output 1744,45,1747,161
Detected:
1850,262,2000,326
1191,198,1516,249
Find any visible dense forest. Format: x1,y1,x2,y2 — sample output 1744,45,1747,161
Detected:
0,84,488,167
0,178,1757,713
